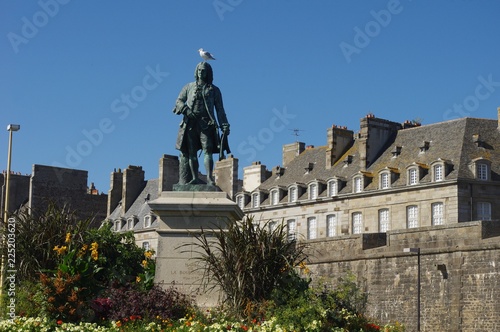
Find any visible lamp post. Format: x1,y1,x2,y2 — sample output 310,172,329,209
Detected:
3,124,20,222
404,247,421,331
1,124,20,300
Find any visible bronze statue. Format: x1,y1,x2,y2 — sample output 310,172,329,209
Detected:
173,62,230,186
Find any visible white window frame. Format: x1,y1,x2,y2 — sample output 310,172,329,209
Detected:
477,202,492,221
328,179,338,197
353,176,363,193
287,219,296,241
114,220,121,231
408,168,418,185
144,214,152,228
378,208,390,232
477,163,489,181
142,241,150,251
252,193,260,208
352,212,363,234
309,183,318,200
431,202,444,225
326,214,337,237
289,187,297,203
127,217,136,230
433,164,444,182
237,195,245,209
269,220,278,232
271,189,279,205
307,217,317,240
407,205,419,228
380,172,390,189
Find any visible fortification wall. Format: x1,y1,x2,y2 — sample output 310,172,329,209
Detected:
306,221,500,332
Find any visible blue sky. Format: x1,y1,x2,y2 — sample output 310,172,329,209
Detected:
1,1,500,193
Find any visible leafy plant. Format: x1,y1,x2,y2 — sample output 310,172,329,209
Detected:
185,216,308,318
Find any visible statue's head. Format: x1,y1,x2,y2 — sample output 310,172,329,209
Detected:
194,62,213,84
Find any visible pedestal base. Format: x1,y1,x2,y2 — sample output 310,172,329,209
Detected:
148,191,244,307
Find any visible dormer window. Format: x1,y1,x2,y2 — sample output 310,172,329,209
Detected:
270,189,279,205
328,179,338,197
353,176,363,193
309,183,318,199
289,187,297,202
391,146,402,157
419,141,430,153
470,158,491,181
127,216,138,230
380,172,390,189
433,164,443,182
114,219,122,231
408,168,418,185
144,214,153,228
407,163,428,186
252,192,260,208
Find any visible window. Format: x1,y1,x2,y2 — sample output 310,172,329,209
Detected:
408,168,418,185
114,220,121,231
142,242,150,251
287,219,296,241
237,195,245,209
289,187,297,202
407,205,419,228
353,176,363,193
269,221,278,232
378,209,390,232
328,180,338,197
433,164,444,182
307,217,317,239
271,189,279,205
432,202,444,225
252,193,260,208
380,172,390,189
352,212,363,234
127,217,137,230
477,163,489,181
326,214,337,237
144,214,152,228
477,202,491,221
309,183,318,200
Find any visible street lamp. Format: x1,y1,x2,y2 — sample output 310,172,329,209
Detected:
1,124,20,300
3,124,20,222
404,247,421,331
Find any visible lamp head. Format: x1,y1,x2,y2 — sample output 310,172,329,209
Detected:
7,124,20,132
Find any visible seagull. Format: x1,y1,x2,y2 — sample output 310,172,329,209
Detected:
198,48,216,61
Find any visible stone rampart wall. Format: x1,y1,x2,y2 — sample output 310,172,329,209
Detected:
306,221,500,332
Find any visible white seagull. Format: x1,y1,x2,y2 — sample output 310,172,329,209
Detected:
198,48,216,61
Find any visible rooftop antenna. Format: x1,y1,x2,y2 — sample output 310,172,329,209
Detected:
290,128,305,141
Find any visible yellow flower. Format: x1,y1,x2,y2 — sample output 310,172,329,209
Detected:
136,276,141,283
142,260,148,268
144,250,153,259
91,249,98,261
65,233,71,243
53,245,67,255
90,242,98,251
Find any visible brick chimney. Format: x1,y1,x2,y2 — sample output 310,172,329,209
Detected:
282,142,305,167
159,154,179,193
326,125,354,169
243,161,271,192
122,165,145,215
358,114,401,169
214,154,239,200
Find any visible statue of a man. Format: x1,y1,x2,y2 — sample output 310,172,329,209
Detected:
172,62,230,185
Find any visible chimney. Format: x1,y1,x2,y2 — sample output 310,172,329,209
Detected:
326,124,354,169
107,168,123,216
159,154,179,193
282,142,305,167
358,114,401,169
497,107,500,129
122,165,145,215
214,154,239,200
243,161,271,192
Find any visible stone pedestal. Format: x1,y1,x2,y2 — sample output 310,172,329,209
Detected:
148,191,244,307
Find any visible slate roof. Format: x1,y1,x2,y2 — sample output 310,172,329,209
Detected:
250,117,500,201
108,179,160,231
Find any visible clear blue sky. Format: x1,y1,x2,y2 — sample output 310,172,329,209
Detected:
1,1,500,193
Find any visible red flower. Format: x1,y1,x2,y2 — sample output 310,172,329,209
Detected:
242,325,249,331
57,320,63,325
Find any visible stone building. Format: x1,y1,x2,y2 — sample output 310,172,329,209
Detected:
236,112,500,238
1,164,107,223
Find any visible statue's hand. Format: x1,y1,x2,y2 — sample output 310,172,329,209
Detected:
221,123,230,135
